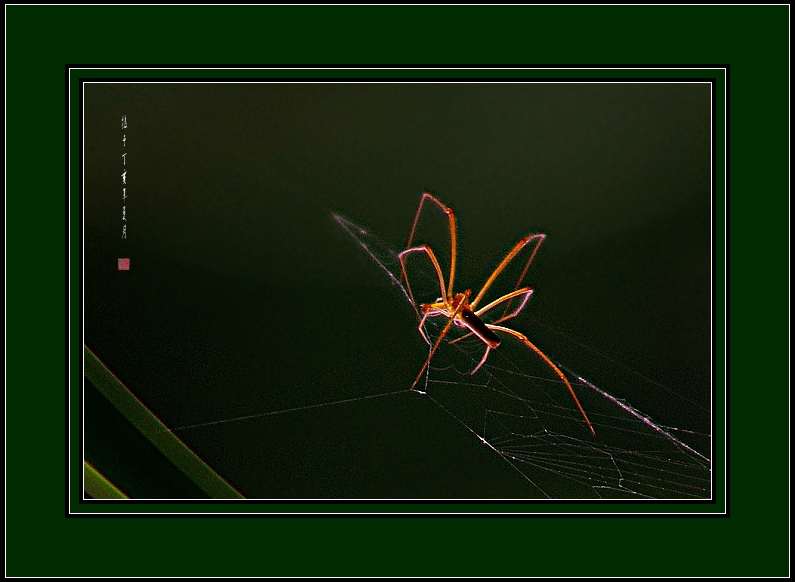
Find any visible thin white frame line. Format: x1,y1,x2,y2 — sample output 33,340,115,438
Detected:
72,72,725,514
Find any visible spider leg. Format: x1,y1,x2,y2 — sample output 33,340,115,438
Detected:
448,287,534,346
415,308,440,346
475,287,534,320
470,346,491,375
470,233,546,311
453,290,533,374
487,324,596,437
409,293,470,391
489,294,533,327
398,244,449,318
405,193,458,298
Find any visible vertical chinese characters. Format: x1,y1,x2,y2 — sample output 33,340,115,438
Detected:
121,115,127,240
118,115,130,271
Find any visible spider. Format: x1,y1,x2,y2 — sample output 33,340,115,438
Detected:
398,192,596,437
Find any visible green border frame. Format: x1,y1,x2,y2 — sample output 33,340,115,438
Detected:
7,4,788,577
71,67,722,511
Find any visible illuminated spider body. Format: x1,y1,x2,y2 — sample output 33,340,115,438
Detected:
398,193,596,437
422,291,500,349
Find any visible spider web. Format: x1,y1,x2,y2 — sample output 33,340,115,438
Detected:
332,212,712,500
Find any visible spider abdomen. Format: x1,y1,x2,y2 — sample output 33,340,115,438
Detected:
458,308,500,348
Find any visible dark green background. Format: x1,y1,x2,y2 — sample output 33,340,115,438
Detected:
7,4,787,578
83,80,711,500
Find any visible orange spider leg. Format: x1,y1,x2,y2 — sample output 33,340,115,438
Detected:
449,287,536,374
456,233,544,374
448,287,534,347
398,244,449,318
470,345,492,376
409,291,471,391
405,193,458,298
475,287,534,320
488,324,596,437
498,234,547,319
446,232,541,351
414,305,451,346
470,233,546,310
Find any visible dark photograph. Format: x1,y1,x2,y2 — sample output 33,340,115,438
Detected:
83,80,712,500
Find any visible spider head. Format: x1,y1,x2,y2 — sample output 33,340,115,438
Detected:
451,290,472,309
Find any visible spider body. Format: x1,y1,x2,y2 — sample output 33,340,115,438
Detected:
422,291,501,349
398,192,596,436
